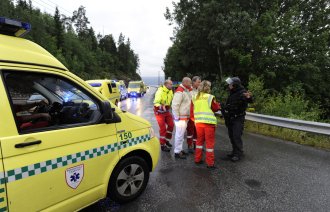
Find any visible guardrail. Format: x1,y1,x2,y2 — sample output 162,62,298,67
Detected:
245,112,330,136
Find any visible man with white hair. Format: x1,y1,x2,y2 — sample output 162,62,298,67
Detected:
172,77,192,159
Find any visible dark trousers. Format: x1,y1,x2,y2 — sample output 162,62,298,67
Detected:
227,116,245,156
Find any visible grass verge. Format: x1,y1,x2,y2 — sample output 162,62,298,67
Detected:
218,118,330,150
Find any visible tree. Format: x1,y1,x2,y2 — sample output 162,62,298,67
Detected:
99,34,117,54
71,6,90,37
54,7,64,49
0,0,15,17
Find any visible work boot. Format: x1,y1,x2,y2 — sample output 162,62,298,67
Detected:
165,141,172,148
161,145,171,152
206,165,216,169
195,160,203,165
175,152,186,159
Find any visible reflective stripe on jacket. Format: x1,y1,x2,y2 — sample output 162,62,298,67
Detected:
153,85,173,107
193,93,217,125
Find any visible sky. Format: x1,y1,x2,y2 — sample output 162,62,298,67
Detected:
30,0,177,78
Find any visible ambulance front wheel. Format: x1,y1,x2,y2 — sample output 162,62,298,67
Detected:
108,156,150,203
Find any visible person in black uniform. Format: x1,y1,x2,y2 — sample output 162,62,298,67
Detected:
222,77,253,162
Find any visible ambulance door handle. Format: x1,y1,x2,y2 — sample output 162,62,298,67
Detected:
15,140,42,148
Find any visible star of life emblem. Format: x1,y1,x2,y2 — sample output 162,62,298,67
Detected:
65,164,84,189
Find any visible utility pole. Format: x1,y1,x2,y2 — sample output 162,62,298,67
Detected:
158,70,160,86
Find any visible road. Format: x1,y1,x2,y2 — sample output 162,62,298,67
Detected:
84,87,330,212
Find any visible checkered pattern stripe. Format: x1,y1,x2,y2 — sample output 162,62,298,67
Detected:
0,187,6,212
119,134,151,149
0,173,5,185
0,134,151,184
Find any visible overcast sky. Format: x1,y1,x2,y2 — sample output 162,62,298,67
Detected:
30,0,177,77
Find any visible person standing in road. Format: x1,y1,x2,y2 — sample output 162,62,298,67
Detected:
186,76,201,153
172,77,192,159
154,80,174,152
222,77,253,162
193,80,220,169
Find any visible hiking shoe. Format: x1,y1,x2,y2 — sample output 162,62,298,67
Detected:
230,156,241,162
165,141,172,148
181,150,188,155
206,165,216,169
175,152,186,159
161,145,171,152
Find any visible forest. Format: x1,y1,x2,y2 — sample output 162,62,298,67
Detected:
164,0,330,121
0,0,141,81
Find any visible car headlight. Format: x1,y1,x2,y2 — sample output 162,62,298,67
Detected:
148,127,156,138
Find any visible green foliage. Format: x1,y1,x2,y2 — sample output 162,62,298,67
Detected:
2,0,141,81
247,75,268,112
261,92,322,121
211,79,227,104
247,75,322,121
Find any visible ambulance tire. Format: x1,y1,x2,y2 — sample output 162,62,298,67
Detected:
108,156,149,203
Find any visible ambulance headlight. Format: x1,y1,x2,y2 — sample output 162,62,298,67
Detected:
148,127,156,138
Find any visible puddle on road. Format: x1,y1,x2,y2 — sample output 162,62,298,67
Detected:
245,179,268,199
245,179,262,188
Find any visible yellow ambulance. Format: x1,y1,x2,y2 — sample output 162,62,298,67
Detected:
0,17,160,211
86,79,121,106
127,81,147,97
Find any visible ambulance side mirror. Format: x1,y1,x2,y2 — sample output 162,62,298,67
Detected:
100,101,121,124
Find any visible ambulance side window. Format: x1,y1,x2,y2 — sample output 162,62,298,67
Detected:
107,84,113,93
3,71,102,133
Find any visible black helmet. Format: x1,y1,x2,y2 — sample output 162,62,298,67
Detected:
225,77,241,85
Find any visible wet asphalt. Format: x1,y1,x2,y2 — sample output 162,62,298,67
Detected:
84,87,330,212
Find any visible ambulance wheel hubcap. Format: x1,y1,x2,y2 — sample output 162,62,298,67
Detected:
117,164,145,197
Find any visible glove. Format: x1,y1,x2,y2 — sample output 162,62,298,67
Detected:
157,106,166,113
158,105,167,112
214,110,222,117
161,105,167,112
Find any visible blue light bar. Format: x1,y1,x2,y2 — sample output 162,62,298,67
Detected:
88,83,102,87
0,17,31,37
